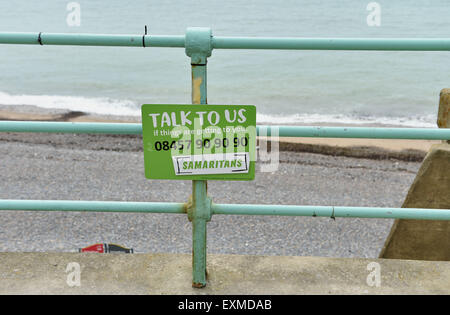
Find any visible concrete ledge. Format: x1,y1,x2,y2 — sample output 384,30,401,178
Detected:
380,143,450,261
0,253,449,294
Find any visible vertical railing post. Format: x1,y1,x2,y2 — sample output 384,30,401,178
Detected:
438,89,450,143
185,27,213,288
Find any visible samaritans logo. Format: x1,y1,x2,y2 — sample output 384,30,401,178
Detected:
173,153,249,175
142,104,256,181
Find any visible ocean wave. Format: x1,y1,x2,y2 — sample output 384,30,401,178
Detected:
256,113,437,128
0,91,437,128
0,91,140,117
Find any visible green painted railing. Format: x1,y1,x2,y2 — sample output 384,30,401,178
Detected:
1,200,448,220
1,28,450,288
1,121,450,139
3,32,450,51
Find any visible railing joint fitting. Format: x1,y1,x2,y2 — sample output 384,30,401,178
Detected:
185,27,213,65
186,194,212,222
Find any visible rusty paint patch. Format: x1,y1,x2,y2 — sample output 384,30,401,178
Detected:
186,195,194,221
182,202,189,214
192,77,203,105
192,282,206,288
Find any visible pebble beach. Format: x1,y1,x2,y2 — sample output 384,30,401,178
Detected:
0,105,427,258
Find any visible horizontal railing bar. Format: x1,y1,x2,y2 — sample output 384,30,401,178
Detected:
211,204,450,220
0,32,185,48
0,200,186,214
2,32,450,51
258,125,450,140
0,121,142,134
1,121,450,140
0,199,448,220
212,37,450,51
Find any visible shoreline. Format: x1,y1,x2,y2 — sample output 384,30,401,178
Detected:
0,105,440,162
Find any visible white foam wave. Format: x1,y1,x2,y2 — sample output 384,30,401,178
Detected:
0,91,438,128
0,91,140,117
257,113,437,128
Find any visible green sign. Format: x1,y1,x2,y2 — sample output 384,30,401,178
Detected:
142,104,256,180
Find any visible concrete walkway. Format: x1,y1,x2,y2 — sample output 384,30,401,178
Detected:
0,252,448,294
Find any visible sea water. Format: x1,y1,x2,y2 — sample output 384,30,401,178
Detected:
0,0,449,127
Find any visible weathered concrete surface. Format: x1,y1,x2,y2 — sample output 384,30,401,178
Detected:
0,252,449,294
438,89,450,144
380,144,450,261
438,89,450,129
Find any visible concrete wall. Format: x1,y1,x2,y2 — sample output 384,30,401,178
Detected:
0,253,449,294
380,143,450,260
380,89,450,261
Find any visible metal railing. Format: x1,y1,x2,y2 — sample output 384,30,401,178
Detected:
1,28,450,288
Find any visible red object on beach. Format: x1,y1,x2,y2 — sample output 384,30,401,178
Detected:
79,243,133,253
79,243,104,253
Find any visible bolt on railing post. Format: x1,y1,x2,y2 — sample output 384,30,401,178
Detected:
438,89,450,144
185,27,213,288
